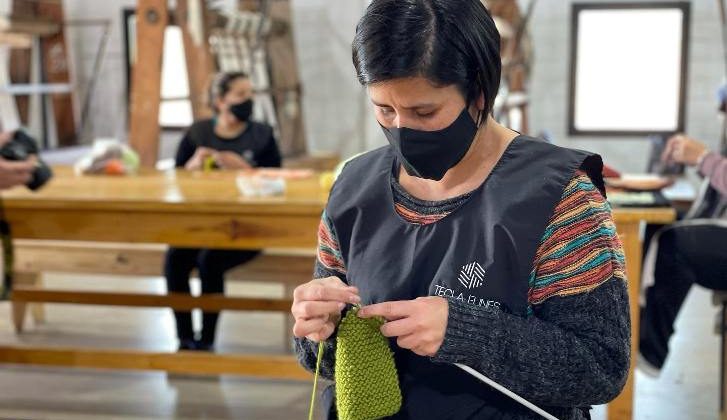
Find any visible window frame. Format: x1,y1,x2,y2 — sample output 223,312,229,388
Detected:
567,2,691,137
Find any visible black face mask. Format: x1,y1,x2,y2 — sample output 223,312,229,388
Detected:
229,99,254,122
380,107,481,181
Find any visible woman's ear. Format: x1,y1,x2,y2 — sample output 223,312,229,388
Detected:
476,92,486,113
215,97,226,113
468,92,487,123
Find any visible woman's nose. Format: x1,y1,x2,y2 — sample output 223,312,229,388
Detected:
395,114,412,129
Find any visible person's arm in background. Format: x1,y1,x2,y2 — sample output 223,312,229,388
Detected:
663,134,727,196
175,133,197,168
698,152,727,196
256,127,282,168
175,132,214,170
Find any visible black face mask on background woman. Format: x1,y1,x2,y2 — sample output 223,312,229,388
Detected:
229,99,254,122
380,107,482,181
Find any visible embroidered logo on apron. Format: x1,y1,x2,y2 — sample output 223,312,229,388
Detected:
458,262,486,289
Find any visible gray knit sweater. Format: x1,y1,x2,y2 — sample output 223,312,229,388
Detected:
294,173,631,420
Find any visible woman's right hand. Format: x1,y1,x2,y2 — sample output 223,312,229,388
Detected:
185,147,215,171
292,276,360,342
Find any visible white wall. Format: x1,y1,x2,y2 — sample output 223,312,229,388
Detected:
296,0,727,172
64,0,137,142
290,0,378,159
61,0,725,171
62,0,377,158
527,0,725,176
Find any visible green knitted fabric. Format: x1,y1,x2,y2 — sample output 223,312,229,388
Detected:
334,305,402,420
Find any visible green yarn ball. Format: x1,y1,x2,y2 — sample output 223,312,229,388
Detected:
335,306,402,420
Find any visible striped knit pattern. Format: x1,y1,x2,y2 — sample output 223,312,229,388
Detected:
317,210,347,274
394,203,449,225
316,171,625,305
390,175,470,225
528,171,626,304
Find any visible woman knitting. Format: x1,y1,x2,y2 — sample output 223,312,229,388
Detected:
292,1,630,418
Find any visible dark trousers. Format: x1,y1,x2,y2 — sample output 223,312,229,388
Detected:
640,223,727,368
164,247,259,344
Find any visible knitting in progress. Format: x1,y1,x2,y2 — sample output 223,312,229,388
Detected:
309,305,402,420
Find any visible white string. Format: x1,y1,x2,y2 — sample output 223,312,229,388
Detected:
454,363,560,420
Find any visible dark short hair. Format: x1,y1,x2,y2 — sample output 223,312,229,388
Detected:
352,0,501,123
208,71,250,112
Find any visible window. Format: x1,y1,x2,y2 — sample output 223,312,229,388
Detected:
568,2,690,136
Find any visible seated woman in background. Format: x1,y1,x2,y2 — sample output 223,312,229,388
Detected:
166,71,282,352
640,133,727,375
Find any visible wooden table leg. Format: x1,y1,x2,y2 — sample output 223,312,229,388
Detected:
11,300,26,333
11,272,43,333
608,220,642,420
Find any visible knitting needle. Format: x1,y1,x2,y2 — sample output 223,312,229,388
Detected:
454,363,560,420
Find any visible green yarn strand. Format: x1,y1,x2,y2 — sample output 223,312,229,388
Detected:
309,339,325,420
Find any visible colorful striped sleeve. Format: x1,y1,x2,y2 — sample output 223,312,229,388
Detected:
317,209,347,275
528,170,626,305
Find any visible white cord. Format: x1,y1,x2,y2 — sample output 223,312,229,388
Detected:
454,363,559,420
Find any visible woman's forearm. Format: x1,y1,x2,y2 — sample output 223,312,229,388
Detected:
432,277,630,407
699,152,727,196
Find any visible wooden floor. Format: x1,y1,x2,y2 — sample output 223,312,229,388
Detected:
0,272,719,419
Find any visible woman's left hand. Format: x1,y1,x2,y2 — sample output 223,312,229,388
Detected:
358,296,449,357
214,151,253,170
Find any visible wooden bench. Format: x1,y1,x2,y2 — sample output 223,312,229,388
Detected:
12,240,316,351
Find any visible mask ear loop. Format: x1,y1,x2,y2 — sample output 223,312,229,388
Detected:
473,71,487,128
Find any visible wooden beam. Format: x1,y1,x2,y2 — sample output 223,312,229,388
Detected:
0,32,32,48
36,0,77,147
265,0,307,157
0,345,310,379
6,208,320,249
129,0,168,167
9,1,32,124
11,289,293,312
15,241,173,276
14,240,315,282
0,15,59,36
175,0,215,120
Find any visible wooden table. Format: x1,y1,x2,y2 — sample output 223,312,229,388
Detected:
2,167,326,249
0,168,675,419
0,167,326,380
610,207,676,420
